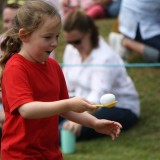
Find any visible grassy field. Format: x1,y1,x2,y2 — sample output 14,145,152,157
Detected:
0,18,160,160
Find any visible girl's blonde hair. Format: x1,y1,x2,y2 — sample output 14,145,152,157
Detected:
0,0,61,87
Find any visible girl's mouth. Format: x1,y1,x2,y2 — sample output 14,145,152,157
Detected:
46,51,51,54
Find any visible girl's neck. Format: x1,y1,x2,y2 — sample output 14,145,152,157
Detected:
18,51,45,64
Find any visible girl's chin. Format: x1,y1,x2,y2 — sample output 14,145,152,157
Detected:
38,56,48,63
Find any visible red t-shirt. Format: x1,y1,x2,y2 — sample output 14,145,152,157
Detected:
1,54,69,160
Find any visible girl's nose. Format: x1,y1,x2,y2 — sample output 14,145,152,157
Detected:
51,39,58,47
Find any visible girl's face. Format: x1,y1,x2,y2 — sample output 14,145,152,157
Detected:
64,30,92,54
20,16,61,63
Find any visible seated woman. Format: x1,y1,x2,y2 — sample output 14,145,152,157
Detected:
60,9,140,140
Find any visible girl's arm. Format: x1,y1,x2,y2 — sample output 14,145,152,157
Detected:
62,111,99,128
62,111,122,140
18,97,97,119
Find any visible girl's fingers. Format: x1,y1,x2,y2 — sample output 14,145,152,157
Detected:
114,122,122,129
110,133,115,141
112,128,120,137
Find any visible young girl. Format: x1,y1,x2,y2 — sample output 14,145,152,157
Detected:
0,1,122,159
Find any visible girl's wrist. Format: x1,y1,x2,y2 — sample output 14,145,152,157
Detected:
88,117,99,129
65,98,72,111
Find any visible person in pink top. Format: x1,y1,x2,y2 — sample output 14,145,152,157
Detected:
61,0,106,19
0,1,122,159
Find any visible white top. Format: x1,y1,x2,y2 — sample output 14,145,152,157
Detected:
119,0,160,39
63,37,140,116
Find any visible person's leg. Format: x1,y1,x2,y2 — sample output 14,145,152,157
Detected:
122,38,144,55
108,32,160,62
77,107,138,140
138,34,160,62
123,26,160,62
105,0,122,18
86,5,105,19
122,38,160,62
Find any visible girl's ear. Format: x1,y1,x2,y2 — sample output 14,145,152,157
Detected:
18,28,29,42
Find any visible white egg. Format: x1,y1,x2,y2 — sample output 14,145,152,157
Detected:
100,94,115,105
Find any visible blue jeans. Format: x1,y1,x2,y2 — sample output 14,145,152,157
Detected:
105,0,122,17
135,25,160,50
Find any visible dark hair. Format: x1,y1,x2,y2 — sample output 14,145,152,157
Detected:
63,9,99,48
0,0,61,87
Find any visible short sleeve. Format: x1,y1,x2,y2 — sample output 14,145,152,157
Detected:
2,65,33,114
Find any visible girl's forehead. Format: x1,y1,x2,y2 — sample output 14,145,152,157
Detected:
44,15,61,25
40,16,61,31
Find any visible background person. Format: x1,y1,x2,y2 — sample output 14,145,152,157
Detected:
108,0,160,63
60,0,106,19
0,3,20,56
60,10,140,140
95,0,122,18
60,0,121,19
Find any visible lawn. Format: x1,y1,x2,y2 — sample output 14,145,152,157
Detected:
0,17,160,160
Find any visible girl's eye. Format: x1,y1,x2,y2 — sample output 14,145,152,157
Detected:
56,35,59,40
44,36,51,39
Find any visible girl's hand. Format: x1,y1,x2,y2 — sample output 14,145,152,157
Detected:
68,97,98,113
93,119,122,140
62,120,82,136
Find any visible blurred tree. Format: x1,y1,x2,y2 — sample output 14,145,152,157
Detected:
7,0,25,5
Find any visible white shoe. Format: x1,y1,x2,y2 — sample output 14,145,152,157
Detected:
108,32,128,59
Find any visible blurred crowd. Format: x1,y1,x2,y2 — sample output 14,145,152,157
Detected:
1,0,159,63
0,0,122,19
